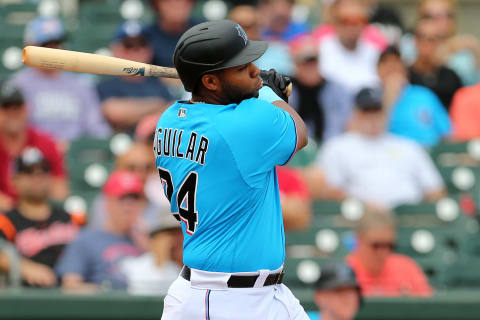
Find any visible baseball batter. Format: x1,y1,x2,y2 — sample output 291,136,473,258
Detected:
154,20,308,319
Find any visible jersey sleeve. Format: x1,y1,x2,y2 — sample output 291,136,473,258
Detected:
217,99,297,187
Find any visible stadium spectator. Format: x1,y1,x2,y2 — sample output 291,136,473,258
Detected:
0,82,68,211
363,0,404,45
0,148,81,287
11,17,110,147
314,0,386,94
346,210,433,297
409,19,463,111
144,0,199,68
308,263,362,320
450,83,480,140
289,35,353,142
89,142,169,251
56,171,144,291
258,0,310,42
276,166,311,230
315,87,446,209
418,0,480,86
135,113,160,144
229,4,291,74
97,21,173,135
378,46,452,147
120,213,181,295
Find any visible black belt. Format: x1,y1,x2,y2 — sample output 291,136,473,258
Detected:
180,266,284,288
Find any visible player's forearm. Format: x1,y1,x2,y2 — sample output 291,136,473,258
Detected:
102,98,169,127
272,100,308,151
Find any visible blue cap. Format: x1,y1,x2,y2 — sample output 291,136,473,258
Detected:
24,17,65,45
113,20,146,42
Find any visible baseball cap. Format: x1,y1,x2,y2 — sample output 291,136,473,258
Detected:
103,170,144,198
24,17,66,46
289,35,318,62
148,213,181,237
355,87,383,111
15,147,50,174
315,263,359,291
0,81,24,106
173,20,268,92
112,20,147,43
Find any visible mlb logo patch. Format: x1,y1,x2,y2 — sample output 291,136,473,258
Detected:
178,108,187,118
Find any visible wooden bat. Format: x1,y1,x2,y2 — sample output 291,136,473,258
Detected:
22,45,292,96
22,45,179,78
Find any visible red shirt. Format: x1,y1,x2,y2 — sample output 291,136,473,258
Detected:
0,128,66,199
450,83,480,140
346,252,433,297
276,166,310,199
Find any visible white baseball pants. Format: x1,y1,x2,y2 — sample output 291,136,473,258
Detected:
161,267,309,320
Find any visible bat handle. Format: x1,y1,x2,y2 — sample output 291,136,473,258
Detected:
149,65,179,78
284,83,292,98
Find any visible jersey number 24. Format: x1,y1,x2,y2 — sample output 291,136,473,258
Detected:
158,168,198,235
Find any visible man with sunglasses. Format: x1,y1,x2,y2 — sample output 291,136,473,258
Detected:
346,210,432,297
315,0,385,95
11,17,110,146
0,148,81,287
97,21,173,135
55,170,144,291
0,81,68,212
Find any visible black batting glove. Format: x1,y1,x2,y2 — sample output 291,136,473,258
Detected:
260,69,291,103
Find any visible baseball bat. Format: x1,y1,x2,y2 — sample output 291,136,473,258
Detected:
22,45,179,78
22,46,292,96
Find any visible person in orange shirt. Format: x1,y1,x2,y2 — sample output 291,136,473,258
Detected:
346,209,433,297
450,84,480,140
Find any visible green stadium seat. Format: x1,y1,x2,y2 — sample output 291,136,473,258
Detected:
283,257,336,288
66,137,115,193
286,226,354,258
443,257,480,288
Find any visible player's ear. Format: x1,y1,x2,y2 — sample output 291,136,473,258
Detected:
201,74,220,92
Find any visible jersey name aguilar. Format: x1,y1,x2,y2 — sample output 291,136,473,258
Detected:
154,128,209,165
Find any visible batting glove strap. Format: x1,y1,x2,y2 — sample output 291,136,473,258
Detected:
260,69,291,103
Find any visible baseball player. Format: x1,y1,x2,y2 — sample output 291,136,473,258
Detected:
154,20,308,319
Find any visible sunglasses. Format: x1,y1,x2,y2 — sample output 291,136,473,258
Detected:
416,33,442,42
421,12,455,20
118,193,143,201
337,16,368,26
370,241,396,251
122,38,148,49
0,102,24,109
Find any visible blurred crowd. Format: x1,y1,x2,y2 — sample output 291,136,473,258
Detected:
1,0,480,317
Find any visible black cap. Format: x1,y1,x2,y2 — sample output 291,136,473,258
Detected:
315,263,359,291
173,20,268,92
355,87,383,111
15,147,50,174
0,81,24,106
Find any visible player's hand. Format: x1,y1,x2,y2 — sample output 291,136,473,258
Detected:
260,69,291,103
20,259,57,287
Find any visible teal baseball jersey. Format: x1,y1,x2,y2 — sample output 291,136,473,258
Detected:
154,94,297,273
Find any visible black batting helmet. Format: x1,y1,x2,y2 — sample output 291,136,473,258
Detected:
173,20,268,92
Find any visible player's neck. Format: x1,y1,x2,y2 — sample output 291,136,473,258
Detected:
191,93,224,105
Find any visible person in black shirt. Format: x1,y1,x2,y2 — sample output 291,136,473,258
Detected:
409,19,462,110
0,148,81,287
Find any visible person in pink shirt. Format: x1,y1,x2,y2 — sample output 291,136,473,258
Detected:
346,209,433,297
